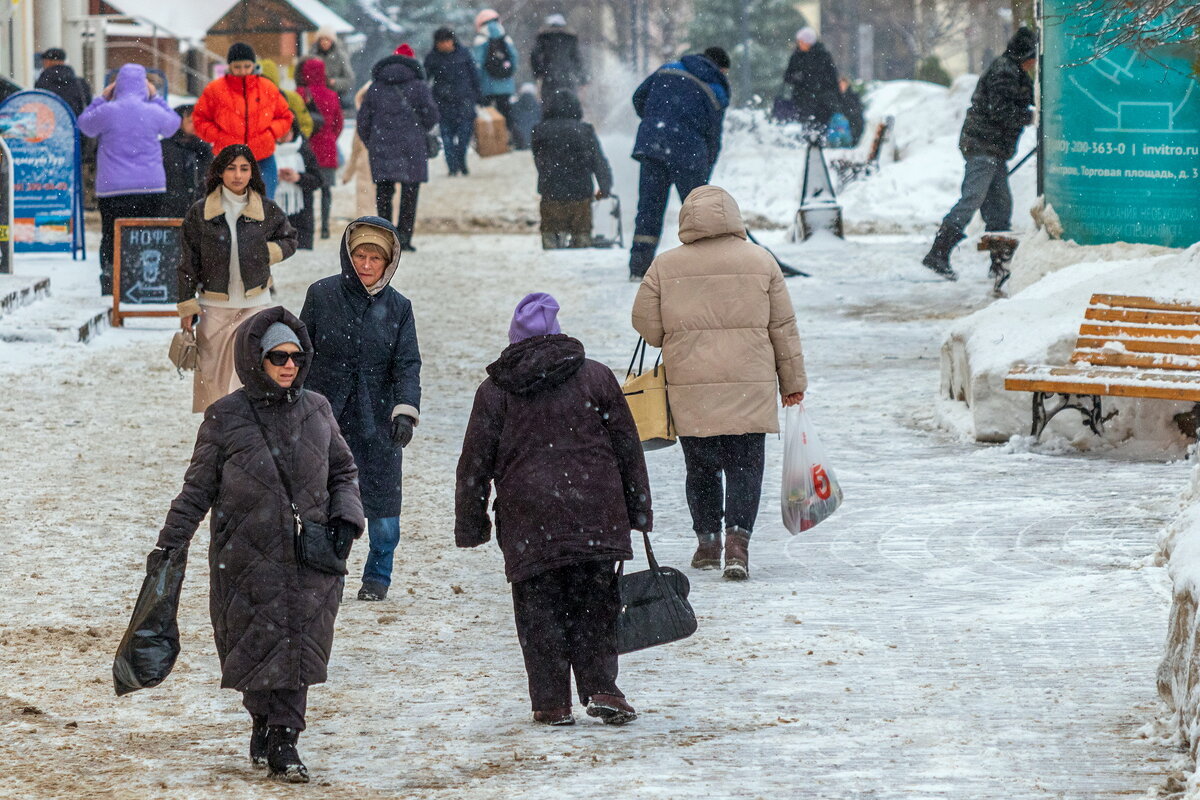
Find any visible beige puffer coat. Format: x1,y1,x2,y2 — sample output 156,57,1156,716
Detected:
631,185,807,437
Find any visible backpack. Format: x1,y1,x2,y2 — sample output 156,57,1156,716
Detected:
483,37,514,80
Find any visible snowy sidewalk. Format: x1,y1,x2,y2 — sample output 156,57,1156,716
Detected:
0,228,1179,799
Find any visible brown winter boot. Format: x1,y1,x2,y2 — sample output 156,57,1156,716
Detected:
533,708,575,726
723,527,751,580
586,694,637,725
691,533,722,570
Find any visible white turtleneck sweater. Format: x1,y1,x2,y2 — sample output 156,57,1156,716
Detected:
200,187,272,310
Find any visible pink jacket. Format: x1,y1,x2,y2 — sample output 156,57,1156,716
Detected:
299,59,344,169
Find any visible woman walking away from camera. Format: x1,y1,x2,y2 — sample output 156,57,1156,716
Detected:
178,144,298,413
153,306,363,783
472,9,519,134
301,218,422,602
77,62,180,295
358,44,439,252
456,293,652,727
632,186,806,580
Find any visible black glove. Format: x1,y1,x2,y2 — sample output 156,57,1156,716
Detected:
332,520,358,560
391,415,415,448
146,546,172,573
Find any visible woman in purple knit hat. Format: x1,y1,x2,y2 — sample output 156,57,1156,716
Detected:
455,293,652,727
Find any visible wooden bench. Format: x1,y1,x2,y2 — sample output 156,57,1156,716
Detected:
831,115,894,188
1004,294,1200,439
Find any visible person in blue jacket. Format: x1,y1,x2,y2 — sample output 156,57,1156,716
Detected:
628,47,731,280
300,218,422,602
472,9,519,136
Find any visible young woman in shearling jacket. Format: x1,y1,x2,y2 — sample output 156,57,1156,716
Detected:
178,144,298,413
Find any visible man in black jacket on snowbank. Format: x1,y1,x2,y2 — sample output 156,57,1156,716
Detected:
923,27,1037,280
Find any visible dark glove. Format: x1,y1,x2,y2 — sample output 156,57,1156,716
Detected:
332,520,359,560
391,414,415,447
146,546,172,573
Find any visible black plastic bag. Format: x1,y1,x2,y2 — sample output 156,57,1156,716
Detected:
113,547,187,696
616,533,697,655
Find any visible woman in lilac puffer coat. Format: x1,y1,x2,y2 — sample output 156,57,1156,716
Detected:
78,63,180,295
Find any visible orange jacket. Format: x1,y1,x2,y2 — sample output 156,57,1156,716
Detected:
193,74,294,161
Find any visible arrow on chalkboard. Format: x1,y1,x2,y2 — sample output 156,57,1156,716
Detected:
125,282,169,304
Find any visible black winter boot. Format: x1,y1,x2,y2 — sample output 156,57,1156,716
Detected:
267,726,309,783
982,234,1018,296
358,580,388,601
249,714,269,768
921,223,964,281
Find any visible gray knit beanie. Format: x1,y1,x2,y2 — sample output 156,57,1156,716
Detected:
260,322,302,357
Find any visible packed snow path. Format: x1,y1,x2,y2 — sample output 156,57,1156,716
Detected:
0,225,1180,797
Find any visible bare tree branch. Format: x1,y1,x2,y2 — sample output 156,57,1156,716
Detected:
1064,0,1200,63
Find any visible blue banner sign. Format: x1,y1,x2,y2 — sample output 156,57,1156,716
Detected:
0,90,84,255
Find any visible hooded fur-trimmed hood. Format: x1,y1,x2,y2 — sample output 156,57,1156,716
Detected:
339,217,402,296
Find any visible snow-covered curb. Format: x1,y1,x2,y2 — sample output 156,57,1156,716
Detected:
1156,459,1200,797
938,236,1200,449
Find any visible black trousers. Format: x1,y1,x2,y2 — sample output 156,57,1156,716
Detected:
241,687,308,730
97,193,165,295
511,561,623,711
375,182,420,245
679,433,767,538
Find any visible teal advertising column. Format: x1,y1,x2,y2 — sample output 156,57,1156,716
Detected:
1042,1,1200,247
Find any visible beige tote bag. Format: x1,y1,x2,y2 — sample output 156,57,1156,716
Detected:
621,338,676,450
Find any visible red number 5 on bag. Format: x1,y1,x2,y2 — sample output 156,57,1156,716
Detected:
811,464,832,500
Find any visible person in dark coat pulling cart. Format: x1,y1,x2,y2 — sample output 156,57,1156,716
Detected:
455,292,652,727
153,306,364,783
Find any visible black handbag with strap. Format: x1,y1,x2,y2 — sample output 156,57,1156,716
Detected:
616,532,698,654
245,397,349,576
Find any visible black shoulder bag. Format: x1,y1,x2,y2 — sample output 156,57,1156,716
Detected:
616,532,697,654
246,398,349,576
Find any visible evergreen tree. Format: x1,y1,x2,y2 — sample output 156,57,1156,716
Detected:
688,0,810,106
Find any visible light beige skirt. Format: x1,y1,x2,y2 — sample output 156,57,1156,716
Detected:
192,305,264,414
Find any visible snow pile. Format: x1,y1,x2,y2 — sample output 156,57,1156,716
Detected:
713,76,1038,235
1155,459,1200,797
938,237,1200,449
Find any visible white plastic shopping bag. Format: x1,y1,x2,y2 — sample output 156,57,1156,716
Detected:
781,404,843,534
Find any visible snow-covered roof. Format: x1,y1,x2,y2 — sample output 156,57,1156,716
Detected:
101,0,353,44
288,0,354,35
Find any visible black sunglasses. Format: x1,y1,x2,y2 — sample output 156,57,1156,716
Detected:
264,350,309,367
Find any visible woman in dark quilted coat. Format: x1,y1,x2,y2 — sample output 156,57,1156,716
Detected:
455,293,652,728
357,45,439,251
155,306,363,783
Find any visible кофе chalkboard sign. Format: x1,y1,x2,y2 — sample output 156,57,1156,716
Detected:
112,218,182,327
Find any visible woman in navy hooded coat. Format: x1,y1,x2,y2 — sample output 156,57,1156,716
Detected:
300,217,422,601
356,49,439,251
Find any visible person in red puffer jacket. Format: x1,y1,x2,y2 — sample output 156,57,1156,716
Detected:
194,43,294,200
297,58,343,240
